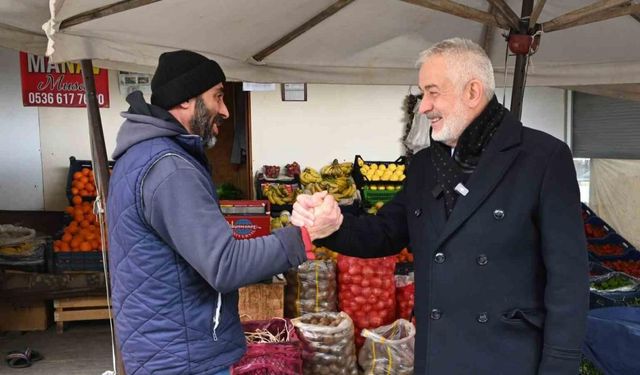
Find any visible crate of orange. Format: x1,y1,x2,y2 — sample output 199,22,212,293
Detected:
53,200,107,272
66,156,114,205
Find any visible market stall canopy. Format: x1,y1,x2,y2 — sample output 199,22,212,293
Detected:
2,0,640,87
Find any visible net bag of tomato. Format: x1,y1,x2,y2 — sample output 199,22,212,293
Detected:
358,319,416,375
285,260,338,318
395,274,415,322
232,318,303,375
337,255,397,349
291,312,358,375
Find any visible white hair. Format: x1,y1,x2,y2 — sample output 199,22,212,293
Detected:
417,38,495,101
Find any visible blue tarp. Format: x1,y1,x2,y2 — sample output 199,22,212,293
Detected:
583,307,640,375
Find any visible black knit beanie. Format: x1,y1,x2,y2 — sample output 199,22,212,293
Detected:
150,50,226,110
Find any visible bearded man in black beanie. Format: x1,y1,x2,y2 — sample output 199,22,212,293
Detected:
293,38,589,375
106,50,314,374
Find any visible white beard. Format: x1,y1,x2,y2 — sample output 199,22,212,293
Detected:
430,101,468,145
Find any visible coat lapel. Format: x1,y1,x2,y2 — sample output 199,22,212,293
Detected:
435,112,523,249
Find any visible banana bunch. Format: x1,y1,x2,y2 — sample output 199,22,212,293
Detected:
320,159,352,178
263,185,301,205
299,167,322,185
325,176,357,201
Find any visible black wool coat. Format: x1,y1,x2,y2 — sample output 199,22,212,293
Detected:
318,111,589,375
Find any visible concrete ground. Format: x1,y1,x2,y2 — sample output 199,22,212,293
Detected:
0,320,113,375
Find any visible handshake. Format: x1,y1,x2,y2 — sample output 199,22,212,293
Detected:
291,191,344,241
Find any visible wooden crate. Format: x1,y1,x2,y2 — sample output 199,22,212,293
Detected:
0,301,51,331
238,281,285,321
54,296,110,333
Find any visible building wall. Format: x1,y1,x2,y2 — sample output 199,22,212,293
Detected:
0,46,568,210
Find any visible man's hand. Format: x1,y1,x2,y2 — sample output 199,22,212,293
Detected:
291,191,343,241
306,194,343,241
291,191,327,227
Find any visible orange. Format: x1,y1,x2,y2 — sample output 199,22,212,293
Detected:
62,233,72,243
82,205,92,213
80,176,89,184
80,242,92,252
72,195,82,205
73,171,83,180
87,213,97,223
70,237,82,250
86,184,95,193
80,220,90,228
60,242,70,252
71,187,79,195
53,240,61,252
91,240,101,249
64,206,75,215
85,232,96,241
68,226,80,235
81,168,91,176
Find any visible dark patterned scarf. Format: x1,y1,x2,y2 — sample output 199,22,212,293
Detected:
430,95,505,218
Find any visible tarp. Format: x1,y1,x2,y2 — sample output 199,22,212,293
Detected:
1,0,640,85
590,159,640,248
583,307,640,375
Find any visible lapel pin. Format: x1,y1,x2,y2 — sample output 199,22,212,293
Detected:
454,183,469,196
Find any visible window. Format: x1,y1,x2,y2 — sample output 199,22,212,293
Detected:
573,158,591,204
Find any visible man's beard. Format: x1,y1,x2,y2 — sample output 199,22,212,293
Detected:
189,96,224,149
429,99,468,146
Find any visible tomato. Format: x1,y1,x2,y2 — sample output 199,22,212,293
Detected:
361,278,371,288
351,275,363,285
348,264,362,275
370,278,382,288
350,284,362,295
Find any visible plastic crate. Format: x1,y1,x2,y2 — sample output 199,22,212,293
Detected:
66,156,115,204
581,203,595,222
54,251,105,272
589,289,640,309
587,234,634,260
352,154,406,190
584,217,615,240
589,262,614,278
362,186,401,205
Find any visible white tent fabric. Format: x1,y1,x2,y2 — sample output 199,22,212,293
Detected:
2,0,640,85
590,159,640,249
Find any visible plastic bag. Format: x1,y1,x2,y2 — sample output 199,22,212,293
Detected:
285,260,338,318
232,319,303,375
395,274,415,321
358,319,416,375
292,312,358,375
404,99,430,153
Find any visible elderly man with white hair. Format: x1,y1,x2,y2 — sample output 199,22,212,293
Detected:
293,38,589,375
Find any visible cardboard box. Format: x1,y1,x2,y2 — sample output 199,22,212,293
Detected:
238,282,285,321
0,300,51,331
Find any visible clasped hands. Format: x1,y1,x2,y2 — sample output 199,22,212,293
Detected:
291,191,343,241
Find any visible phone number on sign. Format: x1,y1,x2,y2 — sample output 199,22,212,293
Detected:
27,92,105,106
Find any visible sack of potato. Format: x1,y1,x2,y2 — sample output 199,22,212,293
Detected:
292,312,358,375
285,260,337,318
358,319,415,375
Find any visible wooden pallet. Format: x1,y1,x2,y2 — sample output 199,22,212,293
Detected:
53,296,110,333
